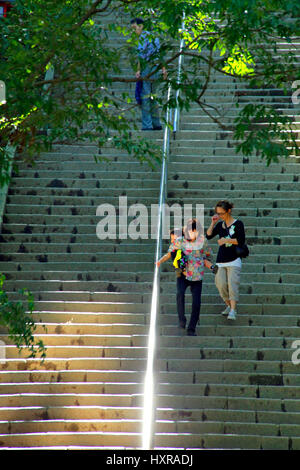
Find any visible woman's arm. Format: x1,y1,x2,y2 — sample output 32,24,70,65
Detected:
206,217,220,239
218,221,245,246
206,222,215,237
218,238,238,246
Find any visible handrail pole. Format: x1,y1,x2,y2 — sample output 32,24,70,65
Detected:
141,15,184,446
141,84,172,450
173,12,186,138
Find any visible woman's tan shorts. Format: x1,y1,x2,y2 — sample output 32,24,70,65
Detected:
215,265,241,302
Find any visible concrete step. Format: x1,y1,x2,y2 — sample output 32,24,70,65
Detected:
156,383,300,400
157,371,300,387
0,264,299,280
6,190,161,204
9,173,161,187
0,357,148,372
156,420,300,439
1,252,300,264
1,333,147,348
0,405,143,422
2,271,299,289
159,321,300,335
3,278,298,299
0,232,299,247
0,381,145,395
8,171,299,184
14,151,300,168
1,235,299,251
0,419,143,435
155,393,300,412
156,347,295,362
168,180,300,191
1,330,295,349
12,161,300,176
169,171,298,182
2,219,299,235
3,285,300,306
3,345,148,360
0,281,299,303
1,265,298,281
1,234,299,251
2,314,299,336
5,195,300,212
3,197,300,212
0,431,142,448
0,270,155,281
156,406,300,426
7,185,298,201
13,166,163,179
2,210,300,225
9,178,300,192
4,344,296,362
0,416,299,439
152,432,297,450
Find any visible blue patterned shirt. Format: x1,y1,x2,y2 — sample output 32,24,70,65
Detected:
138,31,160,62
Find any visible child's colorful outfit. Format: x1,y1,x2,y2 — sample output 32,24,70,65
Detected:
168,236,212,335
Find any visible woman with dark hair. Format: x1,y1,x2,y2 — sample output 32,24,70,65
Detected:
162,218,213,336
206,201,246,321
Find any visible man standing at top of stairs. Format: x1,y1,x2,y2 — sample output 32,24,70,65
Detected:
130,17,167,131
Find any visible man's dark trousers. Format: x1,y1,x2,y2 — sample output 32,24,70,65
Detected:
176,275,202,332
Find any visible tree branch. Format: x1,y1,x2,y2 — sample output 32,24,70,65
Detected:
73,0,113,29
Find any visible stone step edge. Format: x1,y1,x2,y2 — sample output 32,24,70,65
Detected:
0,417,298,428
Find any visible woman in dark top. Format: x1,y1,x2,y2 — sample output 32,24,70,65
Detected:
206,200,246,321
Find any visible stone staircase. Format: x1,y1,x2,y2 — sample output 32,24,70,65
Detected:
0,11,300,449
0,138,166,448
153,44,300,449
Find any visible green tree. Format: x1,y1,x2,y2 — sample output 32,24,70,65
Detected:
125,0,300,164
0,274,46,359
0,0,165,186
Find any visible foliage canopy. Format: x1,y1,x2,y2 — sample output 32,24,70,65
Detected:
0,0,299,177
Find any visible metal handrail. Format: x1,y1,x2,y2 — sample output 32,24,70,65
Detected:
141,85,172,450
141,22,185,449
173,12,186,137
